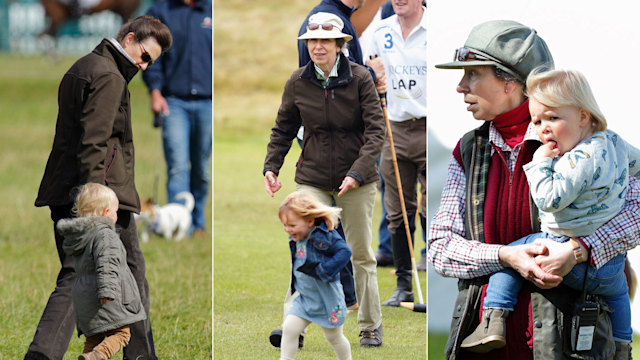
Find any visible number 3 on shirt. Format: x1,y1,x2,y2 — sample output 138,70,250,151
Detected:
384,33,393,49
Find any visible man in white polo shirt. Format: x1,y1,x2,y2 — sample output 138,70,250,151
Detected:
363,0,426,306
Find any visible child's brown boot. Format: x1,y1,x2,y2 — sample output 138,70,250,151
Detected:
460,308,509,353
77,350,106,360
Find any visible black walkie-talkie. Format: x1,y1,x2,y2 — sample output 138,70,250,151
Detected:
570,256,599,352
571,298,599,351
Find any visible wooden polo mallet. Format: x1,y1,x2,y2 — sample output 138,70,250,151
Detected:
400,301,426,313
379,93,424,306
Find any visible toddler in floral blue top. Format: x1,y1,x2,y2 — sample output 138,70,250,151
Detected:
278,190,352,360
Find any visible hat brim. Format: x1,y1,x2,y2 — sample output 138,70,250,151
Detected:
435,59,496,69
435,60,523,82
298,30,353,42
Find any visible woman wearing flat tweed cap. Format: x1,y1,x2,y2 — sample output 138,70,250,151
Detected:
428,19,638,359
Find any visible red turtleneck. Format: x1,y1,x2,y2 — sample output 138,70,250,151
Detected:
492,99,531,149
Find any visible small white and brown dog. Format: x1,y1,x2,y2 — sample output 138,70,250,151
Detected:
137,191,194,242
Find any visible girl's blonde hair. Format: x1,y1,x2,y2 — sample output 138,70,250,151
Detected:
526,68,607,132
278,191,342,230
72,183,117,218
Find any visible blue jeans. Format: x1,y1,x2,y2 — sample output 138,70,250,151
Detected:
483,232,632,342
162,96,212,231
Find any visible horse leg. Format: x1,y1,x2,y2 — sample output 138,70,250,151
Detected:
40,0,70,37
117,0,141,21
85,0,118,15
86,0,141,21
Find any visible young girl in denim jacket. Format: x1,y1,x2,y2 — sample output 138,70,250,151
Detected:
278,190,352,360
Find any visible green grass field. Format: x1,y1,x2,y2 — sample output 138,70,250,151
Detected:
213,134,427,359
0,54,211,358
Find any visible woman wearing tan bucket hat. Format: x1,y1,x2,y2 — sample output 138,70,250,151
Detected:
428,20,640,359
263,11,386,354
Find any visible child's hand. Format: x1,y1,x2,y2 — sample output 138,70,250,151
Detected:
535,141,560,159
100,297,113,305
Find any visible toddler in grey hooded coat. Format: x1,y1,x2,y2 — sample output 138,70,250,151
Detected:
59,183,146,360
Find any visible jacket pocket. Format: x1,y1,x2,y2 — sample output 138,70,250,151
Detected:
310,237,330,251
446,282,483,359
354,131,365,147
121,275,141,314
296,133,313,168
104,143,127,186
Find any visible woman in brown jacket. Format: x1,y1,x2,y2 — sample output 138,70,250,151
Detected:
27,16,171,360
263,11,386,347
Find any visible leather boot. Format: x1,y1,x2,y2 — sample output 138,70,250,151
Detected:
614,341,632,360
382,227,414,307
460,308,509,353
78,351,106,360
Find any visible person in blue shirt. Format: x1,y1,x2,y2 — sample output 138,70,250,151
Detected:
142,0,212,237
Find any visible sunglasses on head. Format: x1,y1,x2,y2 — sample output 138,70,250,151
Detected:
453,46,524,81
453,47,492,62
308,23,336,31
139,42,153,67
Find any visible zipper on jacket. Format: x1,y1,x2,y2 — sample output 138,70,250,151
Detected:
491,143,516,217
505,152,515,217
304,68,352,192
104,144,117,185
323,85,337,190
121,106,128,147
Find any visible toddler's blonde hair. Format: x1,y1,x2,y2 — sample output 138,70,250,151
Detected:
72,183,117,218
526,68,607,132
279,191,341,230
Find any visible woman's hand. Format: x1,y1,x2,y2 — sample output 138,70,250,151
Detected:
264,171,282,197
337,176,360,197
498,242,563,289
533,238,581,277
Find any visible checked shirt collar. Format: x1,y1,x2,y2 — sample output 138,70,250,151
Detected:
487,121,540,173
